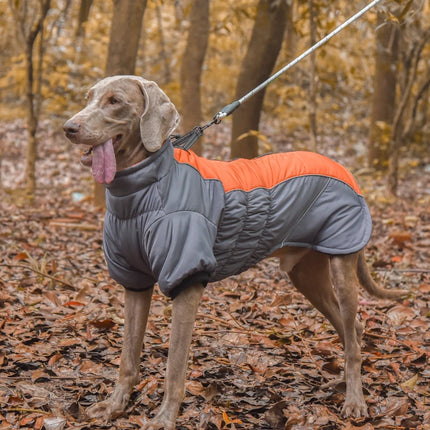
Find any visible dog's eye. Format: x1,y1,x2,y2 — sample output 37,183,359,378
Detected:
109,96,121,105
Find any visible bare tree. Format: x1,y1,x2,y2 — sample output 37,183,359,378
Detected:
180,0,210,155
8,0,51,197
156,0,172,85
93,0,147,206
368,12,400,170
105,0,147,76
368,1,430,195
308,0,317,151
231,0,289,159
76,0,93,38
388,25,430,195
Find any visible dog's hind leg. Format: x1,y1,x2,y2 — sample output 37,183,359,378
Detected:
283,251,347,343
144,283,204,430
87,288,153,420
283,250,367,415
330,253,368,418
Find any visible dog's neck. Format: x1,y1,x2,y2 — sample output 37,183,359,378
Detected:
116,137,152,171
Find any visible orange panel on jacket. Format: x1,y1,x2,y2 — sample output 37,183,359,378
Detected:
173,149,362,195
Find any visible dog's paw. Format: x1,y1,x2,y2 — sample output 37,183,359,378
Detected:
341,398,368,418
87,384,132,421
86,399,124,421
142,416,175,430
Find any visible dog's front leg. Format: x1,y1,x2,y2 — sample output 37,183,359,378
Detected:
87,287,153,420
144,283,204,430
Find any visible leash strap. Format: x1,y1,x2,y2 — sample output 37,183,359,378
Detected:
172,0,384,150
169,119,218,150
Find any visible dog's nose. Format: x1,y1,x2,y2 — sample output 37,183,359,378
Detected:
63,120,80,135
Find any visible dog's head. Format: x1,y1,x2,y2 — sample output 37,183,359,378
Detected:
63,75,180,184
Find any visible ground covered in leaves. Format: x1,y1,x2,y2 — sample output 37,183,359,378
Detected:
0,120,429,429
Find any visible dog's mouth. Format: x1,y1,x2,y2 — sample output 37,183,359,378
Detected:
80,135,123,184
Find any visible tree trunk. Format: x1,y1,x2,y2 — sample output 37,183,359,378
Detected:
180,0,209,155
368,13,399,170
285,0,295,60
74,0,93,62
308,0,317,151
156,0,172,85
231,0,288,159
93,0,147,206
387,27,430,196
76,0,93,37
105,0,147,76
25,44,38,196
8,0,51,198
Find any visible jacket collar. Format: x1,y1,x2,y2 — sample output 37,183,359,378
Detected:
106,141,174,197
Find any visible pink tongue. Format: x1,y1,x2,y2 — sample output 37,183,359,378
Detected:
92,139,116,184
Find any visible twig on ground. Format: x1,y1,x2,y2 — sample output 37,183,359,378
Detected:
375,268,430,273
0,263,75,289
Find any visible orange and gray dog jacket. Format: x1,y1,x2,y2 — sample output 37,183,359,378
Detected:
103,141,372,298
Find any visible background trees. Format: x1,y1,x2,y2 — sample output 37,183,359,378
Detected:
0,0,429,199
368,0,430,195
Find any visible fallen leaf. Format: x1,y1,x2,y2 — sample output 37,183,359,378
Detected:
418,283,430,293
31,369,50,382
391,255,403,263
389,231,412,247
186,380,205,396
400,373,419,390
13,251,29,261
43,417,67,430
264,400,287,428
19,413,40,426
222,411,242,425
48,353,63,366
63,300,85,307
89,318,116,330
387,305,415,325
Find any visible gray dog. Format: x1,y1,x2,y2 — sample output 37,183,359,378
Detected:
64,75,406,429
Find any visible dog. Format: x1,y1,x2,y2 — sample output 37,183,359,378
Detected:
64,75,406,429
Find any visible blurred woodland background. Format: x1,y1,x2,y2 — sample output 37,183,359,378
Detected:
0,1,430,429
0,0,429,201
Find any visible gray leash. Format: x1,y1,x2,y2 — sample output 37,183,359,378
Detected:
171,0,384,150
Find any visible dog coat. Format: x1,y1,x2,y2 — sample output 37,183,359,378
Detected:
103,141,372,298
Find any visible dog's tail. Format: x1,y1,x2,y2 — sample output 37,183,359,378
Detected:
357,251,408,299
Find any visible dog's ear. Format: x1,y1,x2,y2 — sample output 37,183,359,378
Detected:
137,79,180,152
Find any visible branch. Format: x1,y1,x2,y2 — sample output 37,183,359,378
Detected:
7,0,52,54
375,268,430,273
27,0,51,45
0,263,75,289
392,28,430,140
402,29,430,140
7,0,27,42
403,75,430,141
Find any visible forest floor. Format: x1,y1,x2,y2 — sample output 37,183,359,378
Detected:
0,119,429,430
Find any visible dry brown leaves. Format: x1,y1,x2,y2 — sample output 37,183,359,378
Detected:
0,120,429,429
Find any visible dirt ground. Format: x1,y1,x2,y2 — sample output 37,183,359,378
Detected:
0,120,429,429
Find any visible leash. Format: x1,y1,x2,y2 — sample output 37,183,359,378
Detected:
171,0,384,151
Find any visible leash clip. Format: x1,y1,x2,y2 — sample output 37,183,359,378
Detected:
170,126,204,150
213,100,241,124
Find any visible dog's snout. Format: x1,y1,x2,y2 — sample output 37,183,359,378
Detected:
63,120,80,135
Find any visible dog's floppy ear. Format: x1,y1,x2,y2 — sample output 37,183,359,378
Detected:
136,79,180,152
